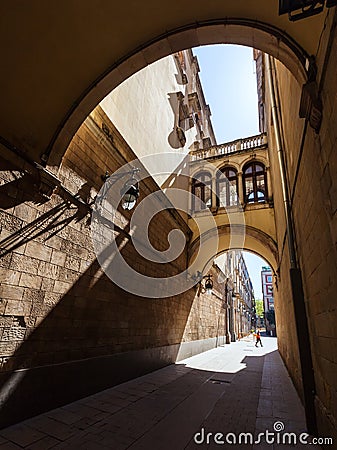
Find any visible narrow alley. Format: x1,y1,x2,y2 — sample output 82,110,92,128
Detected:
0,336,323,449
2,2,337,445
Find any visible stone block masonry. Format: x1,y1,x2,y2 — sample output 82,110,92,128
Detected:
0,107,224,428
264,16,337,444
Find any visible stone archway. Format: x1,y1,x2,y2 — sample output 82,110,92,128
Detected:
46,20,313,169
1,1,329,168
188,223,278,277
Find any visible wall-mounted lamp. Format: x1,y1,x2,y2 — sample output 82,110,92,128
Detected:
198,273,213,295
101,168,140,211
191,272,213,296
120,173,140,210
204,274,213,295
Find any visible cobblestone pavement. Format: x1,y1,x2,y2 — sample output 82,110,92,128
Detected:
0,336,322,449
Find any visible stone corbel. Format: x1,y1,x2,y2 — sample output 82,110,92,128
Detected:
176,126,186,146
35,163,61,198
299,56,322,133
299,80,322,133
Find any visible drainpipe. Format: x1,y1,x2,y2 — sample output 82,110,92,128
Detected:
265,54,317,435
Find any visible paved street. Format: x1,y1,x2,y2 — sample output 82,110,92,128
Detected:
0,336,321,449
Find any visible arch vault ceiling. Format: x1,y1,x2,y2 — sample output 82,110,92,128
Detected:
0,1,326,166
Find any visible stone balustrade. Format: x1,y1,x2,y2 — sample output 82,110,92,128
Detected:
190,133,267,161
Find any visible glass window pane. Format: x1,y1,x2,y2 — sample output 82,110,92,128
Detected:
204,186,211,208
193,185,202,210
218,178,238,207
203,173,211,182
243,163,267,204
193,172,213,210
257,191,265,202
247,192,255,203
245,179,254,198
229,180,237,205
194,185,201,197
256,174,266,201
195,172,211,184
218,172,227,183
219,183,228,207
256,173,265,187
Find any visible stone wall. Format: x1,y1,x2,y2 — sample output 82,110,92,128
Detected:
0,106,225,428
264,64,303,399
265,10,337,441
181,264,226,342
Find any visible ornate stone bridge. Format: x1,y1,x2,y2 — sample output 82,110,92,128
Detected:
188,133,278,273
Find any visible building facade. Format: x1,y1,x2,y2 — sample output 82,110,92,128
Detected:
261,266,276,336
215,251,255,342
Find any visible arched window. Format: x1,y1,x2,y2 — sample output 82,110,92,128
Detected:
191,172,212,211
217,167,238,207
243,162,267,203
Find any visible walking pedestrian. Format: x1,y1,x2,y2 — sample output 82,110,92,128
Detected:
255,329,263,347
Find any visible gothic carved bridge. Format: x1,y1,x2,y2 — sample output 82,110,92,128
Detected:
187,133,278,273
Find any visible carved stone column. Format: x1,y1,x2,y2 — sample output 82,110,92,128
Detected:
211,174,217,209
237,171,244,206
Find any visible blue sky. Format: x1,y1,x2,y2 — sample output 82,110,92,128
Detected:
193,44,266,299
193,44,260,143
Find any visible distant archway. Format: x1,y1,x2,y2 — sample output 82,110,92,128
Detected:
188,223,278,276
